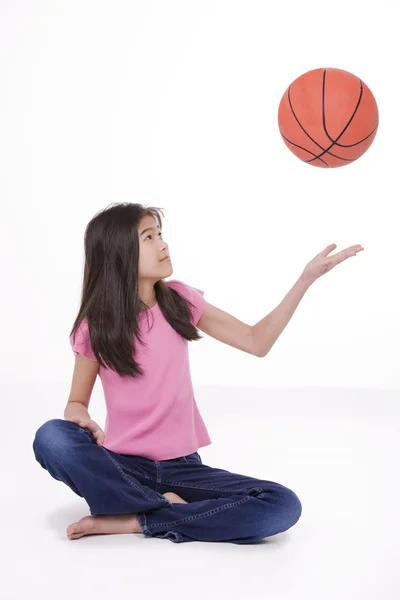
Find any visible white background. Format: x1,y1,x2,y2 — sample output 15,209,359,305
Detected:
1,0,398,393
1,2,399,600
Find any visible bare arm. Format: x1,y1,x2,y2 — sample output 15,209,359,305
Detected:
251,277,310,357
197,277,310,358
64,353,100,421
251,242,363,357
197,301,256,355
197,243,363,358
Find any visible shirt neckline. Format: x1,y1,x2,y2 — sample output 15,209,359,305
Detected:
139,303,161,319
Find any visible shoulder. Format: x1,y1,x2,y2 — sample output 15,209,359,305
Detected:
69,318,97,361
71,318,90,343
165,279,204,299
165,279,206,325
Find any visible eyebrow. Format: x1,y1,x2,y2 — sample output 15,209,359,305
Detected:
139,226,160,237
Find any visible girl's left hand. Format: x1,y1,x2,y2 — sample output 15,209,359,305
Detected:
300,243,364,286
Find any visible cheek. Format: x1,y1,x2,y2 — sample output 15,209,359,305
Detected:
137,248,149,271
138,247,158,272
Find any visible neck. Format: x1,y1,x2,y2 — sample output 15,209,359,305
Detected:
138,280,157,309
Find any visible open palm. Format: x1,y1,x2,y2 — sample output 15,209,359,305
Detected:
301,243,364,285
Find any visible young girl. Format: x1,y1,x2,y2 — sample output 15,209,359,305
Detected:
33,202,363,544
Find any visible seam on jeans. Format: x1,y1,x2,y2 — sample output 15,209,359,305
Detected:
137,512,151,536
79,426,158,486
121,466,155,482
146,495,252,531
160,479,259,494
100,446,170,505
80,426,95,442
112,461,154,482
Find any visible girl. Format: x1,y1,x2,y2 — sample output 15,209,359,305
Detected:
33,202,363,544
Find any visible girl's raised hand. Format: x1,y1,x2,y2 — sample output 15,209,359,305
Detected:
300,243,364,286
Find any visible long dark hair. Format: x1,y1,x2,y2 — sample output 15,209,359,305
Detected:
70,202,202,378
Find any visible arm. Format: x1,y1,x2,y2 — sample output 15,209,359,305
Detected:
64,354,104,445
197,277,310,358
64,354,99,421
197,242,363,358
252,242,363,356
252,277,310,357
197,302,257,355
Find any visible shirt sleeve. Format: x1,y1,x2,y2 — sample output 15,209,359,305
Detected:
166,280,206,325
69,319,98,361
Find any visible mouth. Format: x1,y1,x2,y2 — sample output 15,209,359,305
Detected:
161,256,171,262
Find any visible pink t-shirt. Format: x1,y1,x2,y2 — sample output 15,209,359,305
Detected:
70,280,212,460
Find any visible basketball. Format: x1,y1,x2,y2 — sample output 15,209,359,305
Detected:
277,68,379,168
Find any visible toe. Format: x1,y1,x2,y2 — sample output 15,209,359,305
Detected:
67,526,83,539
67,517,92,539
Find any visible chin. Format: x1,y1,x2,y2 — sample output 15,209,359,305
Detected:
159,262,173,277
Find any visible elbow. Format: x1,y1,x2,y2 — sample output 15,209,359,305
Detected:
251,329,264,357
252,344,266,358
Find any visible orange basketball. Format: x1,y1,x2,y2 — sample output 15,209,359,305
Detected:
278,67,379,168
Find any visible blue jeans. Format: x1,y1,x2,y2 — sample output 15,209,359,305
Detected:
33,419,302,544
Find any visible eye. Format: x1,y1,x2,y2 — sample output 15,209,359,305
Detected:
144,231,163,241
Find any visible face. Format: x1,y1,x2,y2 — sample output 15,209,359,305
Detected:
137,215,173,280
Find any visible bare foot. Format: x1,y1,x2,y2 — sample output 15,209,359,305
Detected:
66,492,187,540
67,513,142,540
162,492,188,504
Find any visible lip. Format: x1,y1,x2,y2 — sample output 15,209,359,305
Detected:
161,256,171,262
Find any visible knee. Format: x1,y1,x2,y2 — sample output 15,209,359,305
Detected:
279,485,302,529
33,418,75,462
257,483,302,537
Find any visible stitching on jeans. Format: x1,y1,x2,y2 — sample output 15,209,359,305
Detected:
121,468,256,495
147,495,251,530
102,451,263,495
160,479,255,493
100,446,168,504
120,465,154,482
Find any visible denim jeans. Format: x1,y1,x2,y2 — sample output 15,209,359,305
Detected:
33,419,302,544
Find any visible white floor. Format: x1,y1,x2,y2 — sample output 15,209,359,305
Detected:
4,383,399,600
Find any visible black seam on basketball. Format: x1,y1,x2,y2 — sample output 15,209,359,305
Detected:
280,132,329,167
322,69,367,150
287,72,376,165
321,70,377,147
288,87,326,153
287,86,354,163
307,69,364,162
330,125,378,148
305,155,353,164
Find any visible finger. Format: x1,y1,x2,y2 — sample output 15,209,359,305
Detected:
80,420,98,433
93,429,105,445
327,244,363,259
320,244,337,257
327,246,362,266
80,421,103,443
